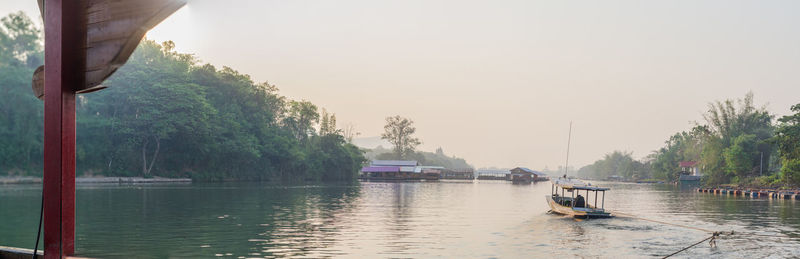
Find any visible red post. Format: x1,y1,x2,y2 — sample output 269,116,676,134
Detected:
44,0,85,257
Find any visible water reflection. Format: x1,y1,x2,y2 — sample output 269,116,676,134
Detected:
1,181,799,258
244,184,361,258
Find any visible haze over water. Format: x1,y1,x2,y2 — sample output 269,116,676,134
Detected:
3,0,800,169
2,181,798,258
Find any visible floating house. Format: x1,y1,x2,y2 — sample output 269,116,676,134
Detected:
531,170,549,182
510,167,549,183
679,161,701,176
476,169,510,180
418,166,446,180
360,160,420,181
441,168,475,180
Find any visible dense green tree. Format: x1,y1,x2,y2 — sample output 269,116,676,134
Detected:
702,93,774,183
0,12,43,175
578,151,648,180
284,100,320,141
647,92,776,184
723,134,758,180
704,92,773,146
381,115,421,159
775,104,800,185
319,109,341,136
650,127,707,181
0,12,365,181
0,11,41,68
701,136,726,184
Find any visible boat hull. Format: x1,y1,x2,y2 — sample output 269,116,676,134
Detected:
546,195,612,218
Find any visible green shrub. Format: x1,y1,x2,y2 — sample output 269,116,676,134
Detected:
780,159,800,186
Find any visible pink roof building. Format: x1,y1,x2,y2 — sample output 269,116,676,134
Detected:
679,161,701,176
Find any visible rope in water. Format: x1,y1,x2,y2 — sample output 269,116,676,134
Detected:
612,211,716,233
613,210,794,238
612,211,723,257
610,210,794,257
662,232,720,259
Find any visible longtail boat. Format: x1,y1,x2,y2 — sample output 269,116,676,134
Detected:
546,177,612,218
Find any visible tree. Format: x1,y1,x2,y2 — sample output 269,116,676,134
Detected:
0,12,43,175
701,136,726,184
577,151,643,179
650,129,706,181
702,92,774,183
341,123,360,143
724,134,758,180
320,109,330,136
775,103,800,185
0,12,41,67
647,92,775,184
703,92,773,146
284,100,319,141
318,109,341,136
381,115,421,159
0,12,367,182
90,40,215,176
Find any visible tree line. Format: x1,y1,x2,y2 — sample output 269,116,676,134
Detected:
0,12,365,181
578,92,800,187
577,151,652,180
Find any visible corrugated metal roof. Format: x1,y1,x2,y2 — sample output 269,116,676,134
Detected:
371,160,419,167
551,178,610,191
511,167,548,176
476,169,510,174
361,166,401,173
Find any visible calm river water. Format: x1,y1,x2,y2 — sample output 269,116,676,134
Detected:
1,181,799,258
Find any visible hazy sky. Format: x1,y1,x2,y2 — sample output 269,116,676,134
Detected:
3,0,800,170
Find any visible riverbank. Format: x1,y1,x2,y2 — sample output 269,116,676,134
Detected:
0,176,192,184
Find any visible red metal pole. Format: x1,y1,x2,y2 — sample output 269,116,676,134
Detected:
44,0,84,257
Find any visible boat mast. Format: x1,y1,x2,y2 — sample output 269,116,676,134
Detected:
564,121,572,178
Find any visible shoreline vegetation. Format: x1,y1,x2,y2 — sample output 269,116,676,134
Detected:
1,12,367,182
578,93,800,189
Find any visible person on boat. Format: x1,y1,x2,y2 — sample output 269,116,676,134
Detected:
575,194,585,208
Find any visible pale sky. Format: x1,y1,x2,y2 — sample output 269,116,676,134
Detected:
3,0,800,170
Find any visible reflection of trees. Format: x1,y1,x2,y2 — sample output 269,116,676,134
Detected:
0,186,43,250
383,183,416,254
253,183,362,258
68,182,362,258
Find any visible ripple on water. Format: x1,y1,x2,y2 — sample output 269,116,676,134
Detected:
2,181,800,258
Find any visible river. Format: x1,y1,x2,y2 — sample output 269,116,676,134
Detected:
1,181,799,258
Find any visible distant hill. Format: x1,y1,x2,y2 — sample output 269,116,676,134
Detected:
351,136,392,149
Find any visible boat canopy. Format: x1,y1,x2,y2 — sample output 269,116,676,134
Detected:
551,178,610,191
